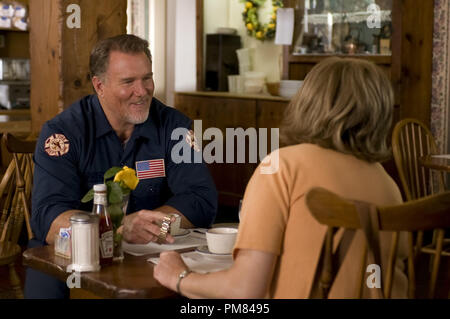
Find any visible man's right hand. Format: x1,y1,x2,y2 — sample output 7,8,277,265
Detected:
122,210,175,244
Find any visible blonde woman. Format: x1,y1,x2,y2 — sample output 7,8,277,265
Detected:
154,57,408,298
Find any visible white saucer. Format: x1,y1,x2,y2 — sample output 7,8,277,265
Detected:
172,228,190,238
195,245,232,256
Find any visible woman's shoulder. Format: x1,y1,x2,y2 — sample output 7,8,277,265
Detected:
256,144,323,178
276,143,337,161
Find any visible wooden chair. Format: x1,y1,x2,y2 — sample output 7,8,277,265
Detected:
391,119,448,265
0,133,36,298
392,118,445,200
305,187,450,299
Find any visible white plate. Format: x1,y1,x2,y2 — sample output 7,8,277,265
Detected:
195,245,232,256
173,228,190,238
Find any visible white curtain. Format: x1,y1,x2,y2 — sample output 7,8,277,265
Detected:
127,0,167,103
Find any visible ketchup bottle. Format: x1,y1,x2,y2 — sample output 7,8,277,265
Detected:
92,184,113,266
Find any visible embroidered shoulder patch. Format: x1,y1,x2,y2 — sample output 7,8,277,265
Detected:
44,134,70,157
185,130,200,152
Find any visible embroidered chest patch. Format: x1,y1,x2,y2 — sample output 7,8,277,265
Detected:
135,159,166,180
44,134,70,157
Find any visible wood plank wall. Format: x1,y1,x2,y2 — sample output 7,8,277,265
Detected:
29,0,62,135
30,0,127,135
398,0,434,125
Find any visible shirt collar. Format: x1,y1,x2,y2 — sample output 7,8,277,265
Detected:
93,95,158,140
93,95,114,138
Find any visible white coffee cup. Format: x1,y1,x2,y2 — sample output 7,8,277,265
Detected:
206,227,238,254
169,214,183,236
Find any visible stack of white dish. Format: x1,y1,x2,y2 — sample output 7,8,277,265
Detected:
244,71,265,94
236,48,254,76
279,80,303,99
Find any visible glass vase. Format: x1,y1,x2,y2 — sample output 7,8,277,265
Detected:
109,195,129,261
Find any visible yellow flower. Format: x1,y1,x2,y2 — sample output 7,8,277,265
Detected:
114,166,139,190
245,1,253,9
246,23,254,30
272,14,277,20
268,23,275,29
273,6,278,12
256,31,263,39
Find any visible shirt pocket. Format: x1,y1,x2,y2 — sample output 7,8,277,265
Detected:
131,178,166,211
133,178,164,199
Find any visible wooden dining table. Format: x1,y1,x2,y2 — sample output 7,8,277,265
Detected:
22,223,238,299
22,245,186,299
419,155,450,173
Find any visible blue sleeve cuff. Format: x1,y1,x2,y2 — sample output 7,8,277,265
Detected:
31,204,77,243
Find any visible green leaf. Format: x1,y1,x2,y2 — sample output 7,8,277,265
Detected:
109,203,124,229
109,203,123,217
113,232,123,245
81,188,94,203
104,166,122,180
108,181,123,204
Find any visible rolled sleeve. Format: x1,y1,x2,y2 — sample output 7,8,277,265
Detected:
31,124,82,242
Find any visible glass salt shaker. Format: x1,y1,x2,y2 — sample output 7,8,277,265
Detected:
68,212,100,272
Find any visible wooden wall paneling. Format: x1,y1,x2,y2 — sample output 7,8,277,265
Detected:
30,0,127,135
390,0,402,107
61,0,127,109
398,0,434,126
29,0,62,135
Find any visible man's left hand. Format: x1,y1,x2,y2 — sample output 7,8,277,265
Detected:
122,209,175,244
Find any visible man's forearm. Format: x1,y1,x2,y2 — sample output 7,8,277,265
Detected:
45,210,82,244
46,206,193,245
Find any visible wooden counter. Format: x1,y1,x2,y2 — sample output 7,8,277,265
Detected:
175,91,289,207
176,90,290,102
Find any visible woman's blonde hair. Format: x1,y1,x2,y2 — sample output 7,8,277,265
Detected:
280,57,394,162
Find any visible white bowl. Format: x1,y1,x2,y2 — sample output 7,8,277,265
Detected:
206,227,238,254
280,80,303,89
244,83,264,94
279,88,300,99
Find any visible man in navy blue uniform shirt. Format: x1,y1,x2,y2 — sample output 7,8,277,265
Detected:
25,34,217,298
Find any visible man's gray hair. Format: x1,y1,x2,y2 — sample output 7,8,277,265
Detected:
89,34,152,78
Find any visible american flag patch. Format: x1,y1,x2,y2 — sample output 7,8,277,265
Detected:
135,159,166,180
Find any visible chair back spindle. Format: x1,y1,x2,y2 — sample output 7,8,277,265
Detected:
306,187,450,299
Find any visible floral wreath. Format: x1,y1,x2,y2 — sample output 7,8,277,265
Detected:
242,0,283,41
